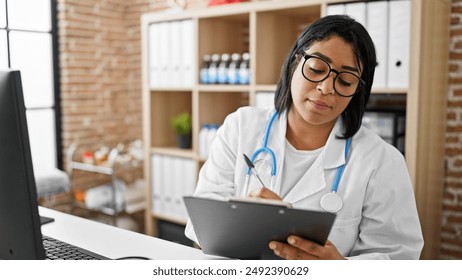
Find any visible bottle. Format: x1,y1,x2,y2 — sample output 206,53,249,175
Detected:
207,54,220,84
217,53,230,84
198,123,209,158
205,123,219,156
239,52,250,84
199,54,211,84
227,53,241,84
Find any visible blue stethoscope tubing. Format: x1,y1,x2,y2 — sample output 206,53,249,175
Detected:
332,136,351,193
243,111,351,213
246,111,279,177
243,111,278,196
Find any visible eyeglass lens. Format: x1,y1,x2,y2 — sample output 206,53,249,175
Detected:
302,56,360,97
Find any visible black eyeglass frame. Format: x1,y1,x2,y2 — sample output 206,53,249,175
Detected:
301,54,366,97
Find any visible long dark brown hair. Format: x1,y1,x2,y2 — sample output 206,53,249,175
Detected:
274,15,377,139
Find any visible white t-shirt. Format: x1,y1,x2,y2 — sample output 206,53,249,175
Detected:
280,140,323,198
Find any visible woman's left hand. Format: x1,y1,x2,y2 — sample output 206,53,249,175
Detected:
269,236,345,260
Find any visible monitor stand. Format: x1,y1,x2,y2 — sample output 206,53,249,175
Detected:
40,215,55,225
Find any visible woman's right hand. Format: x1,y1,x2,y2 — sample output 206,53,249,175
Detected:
248,187,283,201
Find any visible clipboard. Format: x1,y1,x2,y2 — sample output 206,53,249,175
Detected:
183,196,336,259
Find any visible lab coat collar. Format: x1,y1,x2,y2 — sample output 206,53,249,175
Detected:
281,117,348,204
283,154,325,204
323,117,348,169
273,113,347,170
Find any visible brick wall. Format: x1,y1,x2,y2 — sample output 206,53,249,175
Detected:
57,0,209,188
58,0,137,188
442,0,462,260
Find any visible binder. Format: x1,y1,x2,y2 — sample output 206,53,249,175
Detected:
255,91,275,109
181,20,195,87
179,159,197,220
387,0,411,89
367,1,389,89
151,154,164,215
184,196,336,259
326,4,345,16
163,155,175,217
158,22,171,87
169,156,181,219
345,2,367,27
148,20,195,88
170,21,183,88
148,23,161,88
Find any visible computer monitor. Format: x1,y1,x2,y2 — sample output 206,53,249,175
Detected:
0,70,46,259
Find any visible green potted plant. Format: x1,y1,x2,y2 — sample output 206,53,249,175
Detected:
171,112,192,149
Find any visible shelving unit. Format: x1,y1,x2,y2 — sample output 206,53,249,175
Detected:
141,0,450,259
66,143,143,225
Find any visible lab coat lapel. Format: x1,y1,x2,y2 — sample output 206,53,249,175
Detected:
283,152,326,204
323,118,347,169
283,118,347,204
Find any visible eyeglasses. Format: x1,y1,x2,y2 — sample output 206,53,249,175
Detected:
301,54,365,97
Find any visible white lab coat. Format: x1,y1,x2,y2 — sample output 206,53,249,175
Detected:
185,106,424,260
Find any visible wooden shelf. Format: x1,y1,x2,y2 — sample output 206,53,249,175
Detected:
371,87,407,95
69,162,114,175
150,147,196,159
152,213,187,226
149,87,193,92
253,85,408,95
197,84,250,92
255,84,277,92
141,0,450,259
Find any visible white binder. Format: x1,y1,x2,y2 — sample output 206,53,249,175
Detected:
387,0,411,89
148,23,161,88
181,20,195,87
345,2,367,27
255,91,275,109
151,154,164,215
170,21,183,88
164,155,177,218
367,1,389,89
326,4,345,15
171,156,183,219
158,22,171,87
179,158,197,220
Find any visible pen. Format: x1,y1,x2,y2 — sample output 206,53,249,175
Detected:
243,154,266,188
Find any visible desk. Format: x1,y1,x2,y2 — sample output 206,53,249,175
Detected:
39,207,225,260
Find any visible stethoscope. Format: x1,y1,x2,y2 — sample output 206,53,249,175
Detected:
243,111,351,213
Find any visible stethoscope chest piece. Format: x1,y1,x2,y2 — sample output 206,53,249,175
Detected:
320,192,343,213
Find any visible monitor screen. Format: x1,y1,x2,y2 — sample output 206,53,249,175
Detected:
0,70,46,259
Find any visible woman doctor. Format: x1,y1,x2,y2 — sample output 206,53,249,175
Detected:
185,15,424,260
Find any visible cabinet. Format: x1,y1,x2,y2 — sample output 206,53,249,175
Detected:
141,0,450,259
